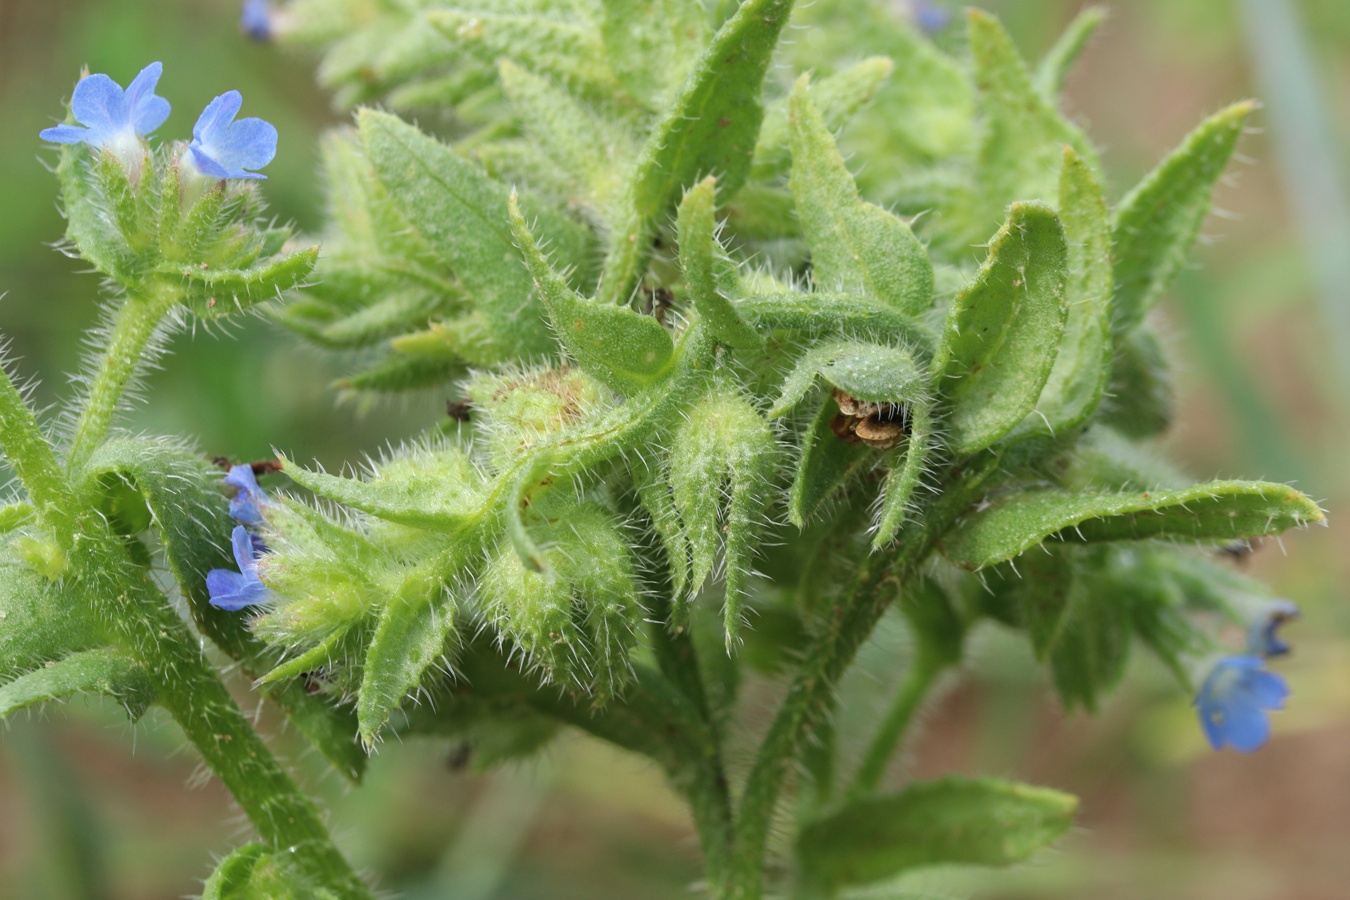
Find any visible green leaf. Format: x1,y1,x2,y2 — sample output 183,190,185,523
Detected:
55,144,144,285
0,563,100,679
427,9,619,100
941,480,1325,571
753,56,894,181
0,648,153,720
798,777,1077,889
0,502,34,536
1034,6,1107,100
202,844,269,899
872,398,935,548
633,461,691,601
358,545,467,746
969,10,1099,217
1050,555,1131,712
788,395,872,527
497,60,632,210
788,75,933,317
669,387,777,645
628,0,794,218
201,842,333,900
600,0,709,107
1111,101,1255,334
1101,328,1172,437
1007,548,1075,661
166,247,319,319
735,292,931,348
676,177,762,349
508,195,674,394
281,446,486,533
358,110,595,357
1022,147,1113,436
933,201,1069,455
771,339,928,419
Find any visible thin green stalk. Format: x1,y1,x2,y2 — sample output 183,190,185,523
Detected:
66,284,179,473
725,480,980,899
845,654,946,804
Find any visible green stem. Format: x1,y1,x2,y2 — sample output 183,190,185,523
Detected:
86,538,371,896
725,480,980,898
650,597,735,890
66,285,179,474
845,654,946,804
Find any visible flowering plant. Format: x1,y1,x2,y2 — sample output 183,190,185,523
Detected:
0,3,1321,897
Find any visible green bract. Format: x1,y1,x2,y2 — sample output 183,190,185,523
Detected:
0,5,1324,899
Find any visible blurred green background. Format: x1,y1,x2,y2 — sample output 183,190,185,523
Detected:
2,1,1349,897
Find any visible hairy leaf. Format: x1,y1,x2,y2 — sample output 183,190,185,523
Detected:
1112,102,1254,334
677,177,762,349
942,480,1324,570
934,202,1069,454
788,75,933,317
0,648,153,720
509,195,674,393
798,777,1077,888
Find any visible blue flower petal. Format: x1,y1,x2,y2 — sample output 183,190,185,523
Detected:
207,526,271,610
40,62,169,152
125,62,171,136
224,464,269,527
38,123,92,144
241,0,275,42
206,568,269,611
69,74,126,135
1195,655,1289,753
187,90,277,180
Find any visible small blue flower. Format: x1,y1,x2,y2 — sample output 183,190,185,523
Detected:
207,525,271,611
240,0,275,43
1195,655,1289,752
39,62,171,163
911,1,952,34
1247,599,1299,658
225,464,269,527
186,90,277,180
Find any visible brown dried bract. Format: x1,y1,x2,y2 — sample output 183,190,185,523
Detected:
829,389,910,450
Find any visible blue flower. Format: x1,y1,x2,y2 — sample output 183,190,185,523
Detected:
39,62,171,163
911,1,952,34
1194,655,1289,752
207,526,271,611
240,0,275,43
186,91,277,180
225,464,270,527
1247,599,1299,658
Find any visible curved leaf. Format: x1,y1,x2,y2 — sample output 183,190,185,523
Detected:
0,648,153,720
934,202,1069,455
942,480,1324,570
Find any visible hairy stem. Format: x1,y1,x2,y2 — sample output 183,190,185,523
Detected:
87,538,370,896
650,597,735,890
846,653,947,803
66,284,179,473
725,479,980,898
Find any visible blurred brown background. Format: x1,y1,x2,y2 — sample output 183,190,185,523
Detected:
1,0,1348,897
